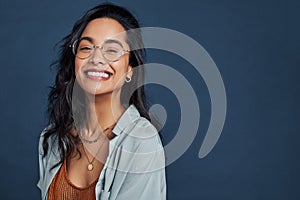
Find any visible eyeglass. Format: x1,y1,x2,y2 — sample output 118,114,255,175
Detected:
71,38,129,62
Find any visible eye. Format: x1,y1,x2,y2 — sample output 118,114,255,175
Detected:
79,46,93,52
103,41,123,55
77,39,94,53
104,47,120,54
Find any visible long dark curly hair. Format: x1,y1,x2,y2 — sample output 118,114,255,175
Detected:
42,3,150,169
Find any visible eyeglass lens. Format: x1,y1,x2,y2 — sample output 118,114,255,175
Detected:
74,39,125,61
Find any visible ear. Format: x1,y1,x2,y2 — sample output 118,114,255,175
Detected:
126,65,133,78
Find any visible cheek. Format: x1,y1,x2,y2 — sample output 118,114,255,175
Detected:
74,59,82,76
115,56,130,73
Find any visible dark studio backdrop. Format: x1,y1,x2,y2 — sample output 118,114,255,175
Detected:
0,0,299,199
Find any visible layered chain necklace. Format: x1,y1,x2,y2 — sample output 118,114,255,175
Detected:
80,123,116,171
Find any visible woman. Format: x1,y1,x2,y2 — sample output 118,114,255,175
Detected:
37,3,166,200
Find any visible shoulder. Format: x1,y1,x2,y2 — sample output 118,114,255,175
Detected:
113,106,164,164
38,125,58,156
131,115,159,140
114,105,162,151
115,105,158,135
109,115,165,174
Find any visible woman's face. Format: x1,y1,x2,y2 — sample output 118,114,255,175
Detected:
74,18,132,96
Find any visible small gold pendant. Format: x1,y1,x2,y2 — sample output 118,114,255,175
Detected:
88,163,93,171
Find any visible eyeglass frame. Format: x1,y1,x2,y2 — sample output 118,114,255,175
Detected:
70,38,130,62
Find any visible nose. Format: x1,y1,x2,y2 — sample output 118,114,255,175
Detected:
89,46,107,65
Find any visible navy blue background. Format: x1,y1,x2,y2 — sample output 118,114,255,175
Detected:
0,0,299,199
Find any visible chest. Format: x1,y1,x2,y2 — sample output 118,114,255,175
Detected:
67,143,109,187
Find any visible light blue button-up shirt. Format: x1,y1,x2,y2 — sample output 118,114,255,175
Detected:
37,105,166,200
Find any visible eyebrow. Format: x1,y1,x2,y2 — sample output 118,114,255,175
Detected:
104,39,124,47
79,36,94,43
79,37,124,47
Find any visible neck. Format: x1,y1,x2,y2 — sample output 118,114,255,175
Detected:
84,90,124,133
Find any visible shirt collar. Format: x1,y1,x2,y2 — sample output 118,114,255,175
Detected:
112,104,140,136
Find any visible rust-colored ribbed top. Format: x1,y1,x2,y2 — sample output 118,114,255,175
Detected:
48,159,97,200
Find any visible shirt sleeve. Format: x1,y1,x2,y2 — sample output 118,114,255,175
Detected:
37,130,45,190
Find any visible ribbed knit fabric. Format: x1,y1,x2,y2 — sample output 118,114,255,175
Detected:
48,159,97,200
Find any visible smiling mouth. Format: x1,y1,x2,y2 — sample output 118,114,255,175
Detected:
84,70,112,80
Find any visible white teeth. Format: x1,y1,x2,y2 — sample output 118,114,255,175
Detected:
87,71,109,78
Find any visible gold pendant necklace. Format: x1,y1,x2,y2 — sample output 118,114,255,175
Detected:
88,163,94,171
82,146,97,171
